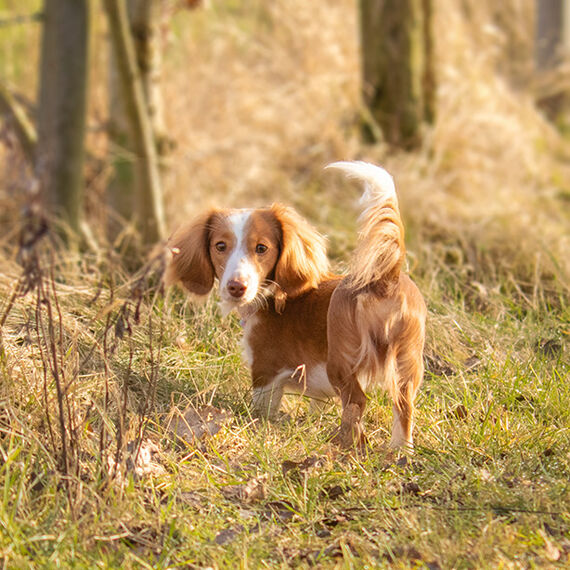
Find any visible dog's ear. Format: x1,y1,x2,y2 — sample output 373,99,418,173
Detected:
165,210,220,296
270,204,329,303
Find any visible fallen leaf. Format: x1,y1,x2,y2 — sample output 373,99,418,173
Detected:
264,500,298,522
385,545,428,564
214,525,244,546
319,484,350,500
315,527,332,538
321,513,351,528
536,338,563,358
166,404,231,443
464,355,481,372
281,455,325,478
178,491,207,509
222,474,268,503
107,439,166,484
425,353,455,377
401,481,421,495
396,455,409,468
450,404,469,420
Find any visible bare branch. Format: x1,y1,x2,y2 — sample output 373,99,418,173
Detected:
0,81,37,164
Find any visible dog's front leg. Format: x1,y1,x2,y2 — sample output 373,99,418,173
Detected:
327,363,367,448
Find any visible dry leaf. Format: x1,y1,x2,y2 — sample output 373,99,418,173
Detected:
264,500,297,522
107,439,166,485
214,525,244,546
539,530,561,562
281,455,325,478
166,404,231,443
319,484,350,500
222,474,268,503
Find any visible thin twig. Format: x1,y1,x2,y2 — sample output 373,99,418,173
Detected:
0,81,37,164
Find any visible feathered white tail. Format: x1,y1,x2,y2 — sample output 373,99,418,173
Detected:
325,161,405,291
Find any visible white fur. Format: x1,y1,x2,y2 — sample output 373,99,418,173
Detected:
240,314,259,366
325,161,396,205
252,371,289,419
390,404,412,448
219,210,261,307
251,363,336,418
302,363,336,399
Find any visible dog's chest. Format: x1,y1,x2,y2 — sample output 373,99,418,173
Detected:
240,312,335,398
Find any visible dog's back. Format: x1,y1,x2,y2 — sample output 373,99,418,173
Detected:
325,161,426,448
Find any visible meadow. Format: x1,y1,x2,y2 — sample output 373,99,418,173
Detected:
0,0,569,567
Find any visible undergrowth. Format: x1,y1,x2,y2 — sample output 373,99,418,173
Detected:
1,0,569,568
0,202,568,568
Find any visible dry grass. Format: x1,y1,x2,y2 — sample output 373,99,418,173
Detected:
156,0,569,297
0,0,569,567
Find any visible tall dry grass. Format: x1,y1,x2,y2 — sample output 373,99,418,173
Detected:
156,0,568,299
162,0,360,215
0,0,568,295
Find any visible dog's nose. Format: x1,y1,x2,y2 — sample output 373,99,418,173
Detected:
227,280,247,298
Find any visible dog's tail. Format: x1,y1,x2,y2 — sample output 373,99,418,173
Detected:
326,161,405,291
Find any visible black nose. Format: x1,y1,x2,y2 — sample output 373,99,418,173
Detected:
228,280,247,298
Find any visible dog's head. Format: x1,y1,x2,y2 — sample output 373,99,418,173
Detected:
165,205,329,313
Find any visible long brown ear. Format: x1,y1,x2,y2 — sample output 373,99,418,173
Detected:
165,210,220,296
271,204,329,301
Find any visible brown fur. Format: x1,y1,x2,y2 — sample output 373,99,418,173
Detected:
166,205,329,309
247,279,340,388
325,162,426,449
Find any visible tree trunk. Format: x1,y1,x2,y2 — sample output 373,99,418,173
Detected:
0,81,37,165
535,0,564,70
129,0,166,144
360,0,434,149
36,0,89,234
105,0,166,246
535,0,570,117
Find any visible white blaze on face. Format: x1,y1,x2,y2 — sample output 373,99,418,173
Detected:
219,210,260,305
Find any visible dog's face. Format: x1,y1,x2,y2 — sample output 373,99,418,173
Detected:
208,210,281,309
166,205,329,313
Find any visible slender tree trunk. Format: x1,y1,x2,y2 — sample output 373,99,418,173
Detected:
535,0,564,70
421,0,435,125
535,0,570,117
37,0,89,234
0,81,37,165
105,0,166,246
360,0,434,149
129,0,166,143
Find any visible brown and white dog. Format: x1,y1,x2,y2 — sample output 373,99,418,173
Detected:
166,161,426,448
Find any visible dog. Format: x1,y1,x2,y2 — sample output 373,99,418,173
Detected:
165,161,426,448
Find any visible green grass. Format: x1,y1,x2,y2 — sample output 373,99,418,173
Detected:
0,242,568,568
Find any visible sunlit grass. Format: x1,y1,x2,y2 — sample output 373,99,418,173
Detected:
0,0,569,567
0,240,567,567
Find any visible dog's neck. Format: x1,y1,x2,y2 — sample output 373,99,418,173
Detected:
237,303,257,326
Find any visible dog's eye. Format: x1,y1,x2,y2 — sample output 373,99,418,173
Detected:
255,244,268,254
214,241,227,253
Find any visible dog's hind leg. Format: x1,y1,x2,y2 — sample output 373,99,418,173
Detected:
390,352,424,449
